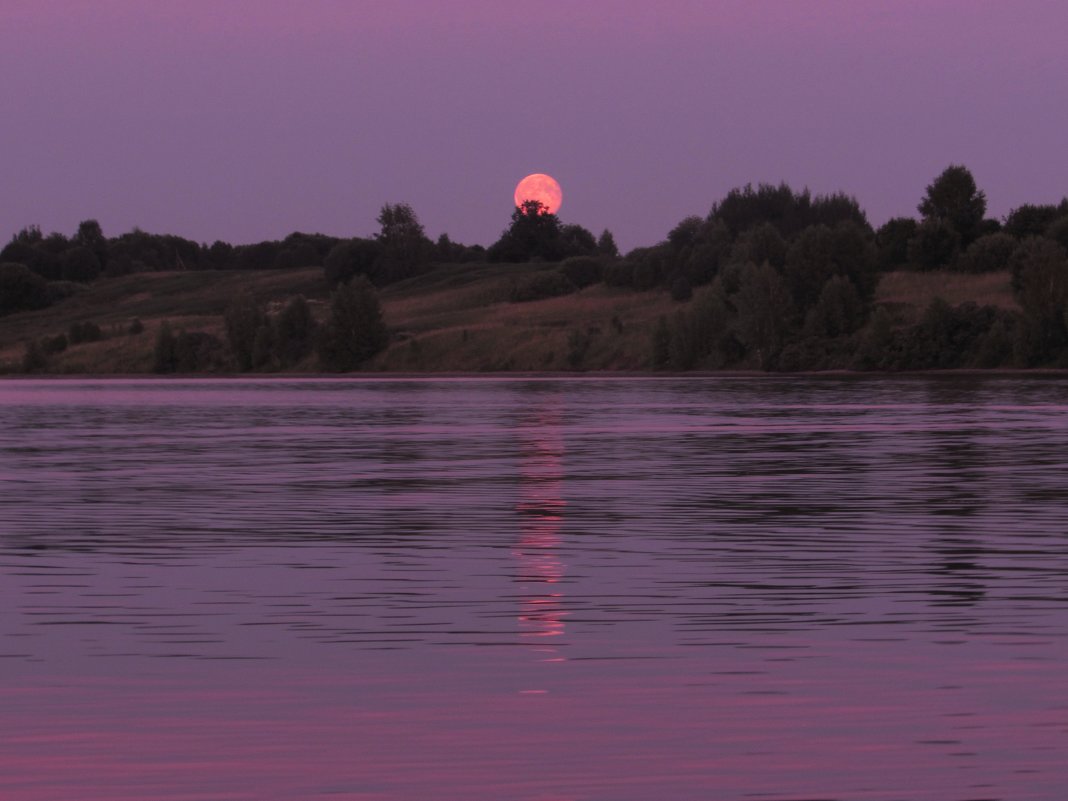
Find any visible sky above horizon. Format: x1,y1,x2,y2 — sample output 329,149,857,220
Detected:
2,0,1067,252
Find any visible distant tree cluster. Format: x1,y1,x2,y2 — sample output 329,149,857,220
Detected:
150,279,387,374
642,166,1068,371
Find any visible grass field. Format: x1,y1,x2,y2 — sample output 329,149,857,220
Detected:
0,263,1018,374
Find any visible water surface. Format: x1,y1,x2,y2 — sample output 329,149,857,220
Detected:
2,376,1067,800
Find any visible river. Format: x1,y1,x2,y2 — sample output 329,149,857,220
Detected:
1,376,1066,800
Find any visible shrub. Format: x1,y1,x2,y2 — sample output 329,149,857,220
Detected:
153,322,178,373
274,295,315,365
804,276,866,338
68,321,103,344
41,334,68,354
559,256,602,288
907,218,961,270
956,232,1017,274
21,340,49,373
174,331,227,372
670,275,693,302
324,238,382,287
0,262,50,315
317,276,388,371
509,271,575,303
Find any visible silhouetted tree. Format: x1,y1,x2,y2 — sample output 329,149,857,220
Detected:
75,219,108,271
1047,216,1068,252
918,165,986,247
153,321,178,373
21,340,49,373
324,238,382,287
784,222,876,311
1003,204,1064,239
375,202,432,282
804,276,865,338
488,200,564,262
908,218,961,271
559,223,598,258
728,222,787,270
317,276,388,371
597,229,619,259
1010,237,1068,361
560,256,602,288
875,217,918,270
733,261,793,366
60,246,101,282
224,293,266,371
0,262,51,315
274,295,315,365
956,232,1017,274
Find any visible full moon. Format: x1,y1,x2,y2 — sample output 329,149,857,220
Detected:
514,173,562,214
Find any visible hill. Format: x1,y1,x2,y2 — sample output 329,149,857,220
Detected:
0,263,1017,374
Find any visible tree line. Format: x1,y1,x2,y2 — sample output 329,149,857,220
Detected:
5,164,1068,372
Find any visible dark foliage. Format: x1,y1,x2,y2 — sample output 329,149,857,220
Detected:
710,183,868,238
317,276,388,371
21,340,49,373
597,229,619,259
510,270,576,303
956,233,1017,274
559,256,602,289
918,164,986,247
274,295,316,365
324,238,382,287
224,294,267,371
0,262,51,315
908,218,961,271
1003,204,1065,239
875,217,918,271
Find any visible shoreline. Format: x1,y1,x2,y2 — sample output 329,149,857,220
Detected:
6,367,1068,381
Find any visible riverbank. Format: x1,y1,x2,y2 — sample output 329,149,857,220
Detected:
0,262,1018,374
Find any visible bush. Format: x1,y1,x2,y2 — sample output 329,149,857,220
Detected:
0,262,51,315
274,295,315,365
603,261,635,288
559,256,602,288
956,232,1017,273
509,271,575,303
224,294,266,371
324,238,382,287
153,322,178,373
41,334,68,354
174,331,226,372
670,275,693,302
68,321,103,344
128,318,145,335
45,280,86,304
317,276,388,371
59,246,102,282
875,217,918,270
908,218,961,270
804,276,865,338
21,340,49,373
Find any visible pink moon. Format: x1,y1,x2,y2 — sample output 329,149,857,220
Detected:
514,173,563,214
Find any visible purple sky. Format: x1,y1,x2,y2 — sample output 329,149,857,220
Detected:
2,0,1066,252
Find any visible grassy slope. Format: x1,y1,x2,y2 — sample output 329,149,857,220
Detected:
0,264,1017,373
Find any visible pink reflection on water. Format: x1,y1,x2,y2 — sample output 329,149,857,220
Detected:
514,402,568,664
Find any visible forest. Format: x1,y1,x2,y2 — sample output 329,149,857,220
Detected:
2,164,1067,374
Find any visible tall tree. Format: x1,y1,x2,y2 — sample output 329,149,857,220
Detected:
918,165,986,247
375,203,432,281
488,200,564,262
317,276,388,371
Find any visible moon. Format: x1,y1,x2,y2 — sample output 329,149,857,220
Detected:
514,173,563,215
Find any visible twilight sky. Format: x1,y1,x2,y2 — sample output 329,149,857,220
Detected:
2,0,1066,252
